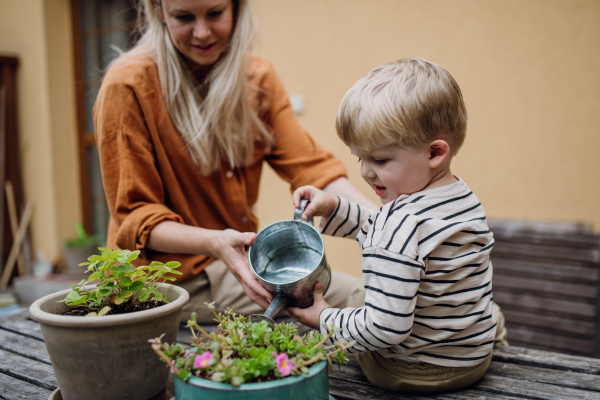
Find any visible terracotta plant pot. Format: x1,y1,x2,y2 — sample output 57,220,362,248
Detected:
174,360,331,400
29,284,189,400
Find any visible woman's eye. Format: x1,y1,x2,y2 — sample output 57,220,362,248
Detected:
174,14,194,22
207,10,223,18
372,159,388,165
356,158,362,163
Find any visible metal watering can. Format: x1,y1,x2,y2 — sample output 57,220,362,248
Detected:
248,200,331,325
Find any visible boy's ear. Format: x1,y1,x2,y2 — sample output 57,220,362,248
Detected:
428,140,451,169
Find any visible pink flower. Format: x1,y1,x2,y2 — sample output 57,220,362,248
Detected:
193,351,213,369
273,352,294,376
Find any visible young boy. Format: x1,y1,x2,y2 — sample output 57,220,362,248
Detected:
286,58,507,394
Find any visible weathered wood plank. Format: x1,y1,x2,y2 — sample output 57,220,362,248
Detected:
0,319,44,341
328,377,434,400
491,241,600,265
500,308,595,337
494,274,597,300
439,390,523,400
492,258,599,283
0,348,57,391
494,291,596,318
492,346,600,375
0,372,52,400
472,373,598,400
0,329,51,365
488,219,594,236
486,361,600,392
488,226,599,248
505,324,594,355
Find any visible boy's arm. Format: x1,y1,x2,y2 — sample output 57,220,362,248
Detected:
319,197,376,239
318,247,424,352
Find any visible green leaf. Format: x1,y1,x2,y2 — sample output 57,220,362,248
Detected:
138,289,151,301
231,376,243,387
163,277,176,282
126,251,140,263
111,264,135,274
120,277,133,286
99,288,112,297
86,312,97,317
97,306,111,316
129,281,144,291
67,296,88,306
301,366,310,374
211,372,225,382
165,261,181,269
88,272,99,282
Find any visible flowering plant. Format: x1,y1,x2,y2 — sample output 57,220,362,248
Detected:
150,302,355,387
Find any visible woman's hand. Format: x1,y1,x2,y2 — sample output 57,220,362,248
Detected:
285,282,330,330
209,229,273,310
293,186,339,222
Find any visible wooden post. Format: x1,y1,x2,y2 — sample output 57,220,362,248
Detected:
4,181,25,275
0,199,33,291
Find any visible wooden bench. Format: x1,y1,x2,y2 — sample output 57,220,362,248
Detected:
489,219,600,357
1,310,599,399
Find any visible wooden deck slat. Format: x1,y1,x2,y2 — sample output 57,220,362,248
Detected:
493,291,596,318
0,372,52,400
0,348,58,391
0,329,51,365
505,324,594,355
492,257,599,282
486,361,600,392
0,318,44,341
472,373,597,400
494,274,597,299
491,241,600,264
492,346,600,374
500,308,595,336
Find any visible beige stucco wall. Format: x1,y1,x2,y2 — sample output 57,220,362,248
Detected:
1,0,599,278
0,0,80,266
252,0,600,277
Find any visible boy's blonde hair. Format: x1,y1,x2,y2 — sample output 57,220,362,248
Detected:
336,58,467,154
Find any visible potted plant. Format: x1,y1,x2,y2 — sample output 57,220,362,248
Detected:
29,248,189,400
62,223,100,273
150,303,354,400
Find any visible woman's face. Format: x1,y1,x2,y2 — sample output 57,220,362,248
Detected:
161,0,234,66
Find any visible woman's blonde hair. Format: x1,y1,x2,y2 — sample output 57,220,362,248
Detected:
336,58,467,154
118,0,271,175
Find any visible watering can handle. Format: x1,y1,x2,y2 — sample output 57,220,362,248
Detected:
294,199,314,226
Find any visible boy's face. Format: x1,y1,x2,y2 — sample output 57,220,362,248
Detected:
350,144,432,204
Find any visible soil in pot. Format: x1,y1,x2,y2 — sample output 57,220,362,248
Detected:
60,299,167,316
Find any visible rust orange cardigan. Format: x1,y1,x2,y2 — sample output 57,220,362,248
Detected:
93,53,346,282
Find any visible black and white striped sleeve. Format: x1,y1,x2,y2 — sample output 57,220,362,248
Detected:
319,197,374,239
318,247,425,352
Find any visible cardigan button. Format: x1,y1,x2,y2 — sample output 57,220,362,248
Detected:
226,171,233,178
241,216,249,223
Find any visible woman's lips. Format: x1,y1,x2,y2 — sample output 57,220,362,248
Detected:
375,185,386,196
193,42,217,54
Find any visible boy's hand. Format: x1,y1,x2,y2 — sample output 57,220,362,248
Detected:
293,186,339,223
285,282,330,330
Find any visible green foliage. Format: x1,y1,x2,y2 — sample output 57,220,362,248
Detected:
64,223,100,248
59,248,182,316
150,303,356,387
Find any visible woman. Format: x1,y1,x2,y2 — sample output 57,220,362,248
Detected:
94,0,376,322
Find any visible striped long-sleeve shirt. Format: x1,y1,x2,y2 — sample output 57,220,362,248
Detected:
318,177,497,367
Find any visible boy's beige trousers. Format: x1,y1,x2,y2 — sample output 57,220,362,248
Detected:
178,259,358,324
347,281,509,394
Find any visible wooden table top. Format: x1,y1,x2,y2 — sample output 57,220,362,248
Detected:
1,310,599,400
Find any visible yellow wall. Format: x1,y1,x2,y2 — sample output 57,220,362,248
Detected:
252,0,600,276
0,0,80,265
2,0,599,278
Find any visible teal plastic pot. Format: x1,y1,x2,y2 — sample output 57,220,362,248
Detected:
175,361,331,400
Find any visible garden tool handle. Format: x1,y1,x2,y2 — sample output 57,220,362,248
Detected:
293,199,314,226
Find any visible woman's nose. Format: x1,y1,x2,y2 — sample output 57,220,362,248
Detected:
193,20,211,40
